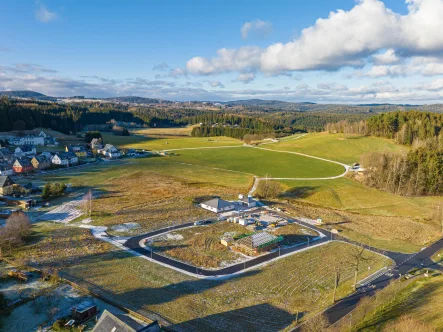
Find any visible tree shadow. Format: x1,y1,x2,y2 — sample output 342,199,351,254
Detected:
171,303,297,332
281,186,320,199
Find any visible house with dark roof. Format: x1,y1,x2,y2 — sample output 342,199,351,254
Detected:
0,176,16,196
66,145,88,158
52,152,79,167
14,145,36,158
98,144,121,158
0,163,14,176
92,310,161,332
200,198,235,213
31,155,51,170
13,157,34,173
0,148,13,163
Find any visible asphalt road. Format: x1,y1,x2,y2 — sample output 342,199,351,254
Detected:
123,219,330,277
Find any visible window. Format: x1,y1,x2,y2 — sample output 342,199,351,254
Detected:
111,328,117,332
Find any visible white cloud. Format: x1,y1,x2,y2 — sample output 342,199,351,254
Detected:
36,2,57,23
241,19,272,39
186,46,262,75
186,0,443,76
235,73,256,84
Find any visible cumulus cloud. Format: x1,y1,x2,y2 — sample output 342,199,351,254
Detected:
186,0,443,75
241,19,272,39
35,2,57,23
186,46,262,75
235,73,256,84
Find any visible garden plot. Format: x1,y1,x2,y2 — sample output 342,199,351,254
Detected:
148,223,249,269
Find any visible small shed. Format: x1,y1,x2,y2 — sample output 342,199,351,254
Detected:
71,301,98,322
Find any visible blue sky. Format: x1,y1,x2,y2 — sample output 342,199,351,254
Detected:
1,0,443,103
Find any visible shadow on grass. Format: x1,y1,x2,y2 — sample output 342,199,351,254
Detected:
356,280,441,330
281,186,320,199
171,303,297,332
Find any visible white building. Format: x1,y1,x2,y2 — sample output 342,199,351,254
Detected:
98,144,121,158
52,152,78,167
200,198,235,213
238,194,257,208
10,135,45,146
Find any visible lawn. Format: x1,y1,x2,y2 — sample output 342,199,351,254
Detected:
171,146,345,178
267,132,408,165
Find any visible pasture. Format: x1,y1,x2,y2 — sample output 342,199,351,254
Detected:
268,132,408,165
171,147,345,178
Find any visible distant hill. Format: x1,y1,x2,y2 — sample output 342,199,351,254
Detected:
0,90,56,101
222,99,316,107
103,96,172,105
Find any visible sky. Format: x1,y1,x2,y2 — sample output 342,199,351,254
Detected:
1,0,443,103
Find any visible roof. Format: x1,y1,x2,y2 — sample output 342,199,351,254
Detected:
15,157,32,167
17,145,35,152
0,148,12,155
240,195,254,203
33,155,50,163
236,232,281,249
72,300,96,314
202,198,233,210
103,144,117,151
0,176,15,188
90,138,102,144
92,310,161,332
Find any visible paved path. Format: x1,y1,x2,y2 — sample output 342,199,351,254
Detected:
123,218,329,278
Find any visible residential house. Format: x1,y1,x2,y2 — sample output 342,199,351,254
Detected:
200,198,235,213
13,157,34,173
0,164,14,176
98,144,121,158
14,145,36,158
38,131,47,138
90,138,103,150
9,135,45,146
66,145,88,158
0,148,13,163
52,152,78,167
31,155,51,170
0,176,17,196
92,310,161,332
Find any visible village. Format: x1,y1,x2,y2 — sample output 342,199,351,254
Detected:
0,130,140,216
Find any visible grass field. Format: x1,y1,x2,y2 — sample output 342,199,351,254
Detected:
268,133,408,165
42,158,252,232
280,178,442,219
346,274,443,331
122,136,243,151
171,147,345,178
57,240,389,331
